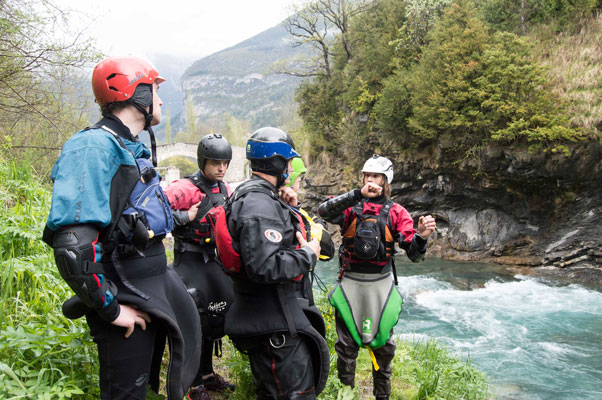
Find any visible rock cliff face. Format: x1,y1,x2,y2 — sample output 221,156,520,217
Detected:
302,141,602,282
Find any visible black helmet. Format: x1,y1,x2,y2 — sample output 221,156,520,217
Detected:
246,127,299,187
197,133,232,170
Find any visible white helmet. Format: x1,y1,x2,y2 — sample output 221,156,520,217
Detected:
361,154,394,184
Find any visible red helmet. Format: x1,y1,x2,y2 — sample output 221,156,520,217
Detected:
92,55,165,107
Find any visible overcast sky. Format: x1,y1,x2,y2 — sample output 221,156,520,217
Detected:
53,0,304,62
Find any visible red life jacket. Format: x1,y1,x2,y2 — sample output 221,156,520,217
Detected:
172,172,230,246
215,182,307,277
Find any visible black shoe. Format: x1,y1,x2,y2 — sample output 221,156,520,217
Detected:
203,373,235,392
187,386,211,400
375,395,389,400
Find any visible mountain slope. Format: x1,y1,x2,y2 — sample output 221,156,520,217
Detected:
181,21,310,129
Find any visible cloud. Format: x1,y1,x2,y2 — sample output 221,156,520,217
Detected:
55,0,298,59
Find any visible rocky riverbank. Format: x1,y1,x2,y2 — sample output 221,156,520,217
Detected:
301,141,602,283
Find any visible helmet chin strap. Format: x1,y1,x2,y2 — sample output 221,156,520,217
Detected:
276,167,289,188
130,102,158,167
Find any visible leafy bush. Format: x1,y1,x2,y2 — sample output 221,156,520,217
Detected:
159,155,198,177
0,156,99,399
408,0,583,154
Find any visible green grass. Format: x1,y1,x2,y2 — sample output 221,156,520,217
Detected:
0,156,100,399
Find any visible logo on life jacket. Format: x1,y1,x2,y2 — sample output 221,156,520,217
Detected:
264,229,283,243
362,318,372,334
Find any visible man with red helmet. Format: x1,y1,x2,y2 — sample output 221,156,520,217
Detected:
43,55,201,399
164,133,236,400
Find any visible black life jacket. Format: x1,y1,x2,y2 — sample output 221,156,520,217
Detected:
172,171,228,246
342,199,395,263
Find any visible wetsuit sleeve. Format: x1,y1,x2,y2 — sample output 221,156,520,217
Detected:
171,210,190,228
393,205,428,262
165,179,204,227
317,189,362,225
51,224,120,322
236,200,317,284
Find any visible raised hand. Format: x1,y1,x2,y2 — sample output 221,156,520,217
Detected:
418,215,437,239
360,182,383,198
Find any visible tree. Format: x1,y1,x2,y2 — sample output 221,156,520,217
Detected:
284,0,375,79
0,0,100,174
184,93,198,137
407,0,491,145
408,0,582,153
222,113,250,147
392,0,451,66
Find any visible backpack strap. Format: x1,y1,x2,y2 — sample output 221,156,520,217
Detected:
185,171,228,221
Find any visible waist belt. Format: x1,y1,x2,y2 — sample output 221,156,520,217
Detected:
177,241,212,254
176,240,216,263
346,261,392,274
115,238,166,258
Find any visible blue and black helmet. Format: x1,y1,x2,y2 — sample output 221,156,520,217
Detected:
246,127,299,161
246,127,299,187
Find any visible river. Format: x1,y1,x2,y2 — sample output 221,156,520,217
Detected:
315,257,602,400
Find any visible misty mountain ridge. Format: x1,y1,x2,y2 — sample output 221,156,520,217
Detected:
180,21,311,130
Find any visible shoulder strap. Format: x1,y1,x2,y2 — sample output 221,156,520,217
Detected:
228,181,302,238
230,180,278,204
89,124,140,171
377,200,394,237
186,172,225,203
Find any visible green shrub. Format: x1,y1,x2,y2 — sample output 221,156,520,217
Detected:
0,156,99,399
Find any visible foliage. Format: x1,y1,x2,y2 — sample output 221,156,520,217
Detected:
392,0,452,66
292,0,592,167
0,0,101,176
222,113,252,147
408,0,582,153
0,157,100,399
407,0,491,145
159,156,198,177
529,12,602,139
296,78,343,155
478,0,599,34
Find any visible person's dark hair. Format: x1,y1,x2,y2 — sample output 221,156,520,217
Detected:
101,101,129,116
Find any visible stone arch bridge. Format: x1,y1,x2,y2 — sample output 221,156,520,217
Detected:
156,142,249,185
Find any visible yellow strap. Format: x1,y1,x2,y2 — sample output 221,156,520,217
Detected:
367,347,380,371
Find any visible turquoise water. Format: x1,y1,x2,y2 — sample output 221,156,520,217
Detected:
315,258,602,400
